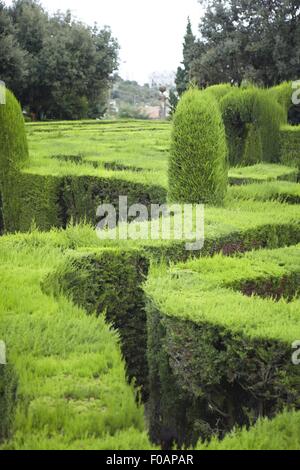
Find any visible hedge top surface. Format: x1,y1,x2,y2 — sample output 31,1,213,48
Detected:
169,88,228,205
228,180,300,203
2,198,298,258
0,234,150,450
220,87,285,165
268,81,295,116
145,244,300,343
197,411,300,450
24,119,299,193
26,118,169,177
0,88,29,177
228,163,298,182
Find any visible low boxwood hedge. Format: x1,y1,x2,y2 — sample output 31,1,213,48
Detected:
145,245,300,447
280,125,300,170
0,89,29,233
197,410,300,450
228,163,298,186
169,88,228,205
228,181,300,205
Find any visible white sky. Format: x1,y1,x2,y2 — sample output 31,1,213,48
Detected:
5,0,203,84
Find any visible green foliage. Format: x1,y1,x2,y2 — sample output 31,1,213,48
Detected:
280,125,300,169
118,103,149,120
228,163,299,185
1,196,300,449
268,82,294,118
0,232,150,450
228,180,300,205
169,89,228,205
1,120,169,233
43,249,150,397
220,88,285,166
0,88,29,232
204,83,233,100
111,75,160,110
175,18,197,96
168,89,179,117
188,1,300,87
197,411,300,450
0,0,119,119
0,1,27,91
242,124,263,166
145,245,300,446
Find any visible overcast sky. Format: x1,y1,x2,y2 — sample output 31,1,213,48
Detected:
5,0,204,84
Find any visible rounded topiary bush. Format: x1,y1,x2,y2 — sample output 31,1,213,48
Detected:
169,88,228,205
0,88,29,232
220,88,285,166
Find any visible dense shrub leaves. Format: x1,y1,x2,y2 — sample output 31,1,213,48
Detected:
169,88,228,205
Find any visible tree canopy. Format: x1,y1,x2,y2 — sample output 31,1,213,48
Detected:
176,0,300,94
0,0,119,119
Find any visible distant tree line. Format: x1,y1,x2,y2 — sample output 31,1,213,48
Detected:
176,0,300,95
109,75,161,119
0,0,119,119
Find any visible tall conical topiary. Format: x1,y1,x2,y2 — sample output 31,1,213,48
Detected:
169,88,228,205
0,88,29,232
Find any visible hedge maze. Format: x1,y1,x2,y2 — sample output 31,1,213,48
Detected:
0,83,300,449
145,245,300,447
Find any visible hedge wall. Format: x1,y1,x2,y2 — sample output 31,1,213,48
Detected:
62,175,166,227
280,125,300,170
145,245,300,447
268,82,293,118
204,83,233,100
43,248,150,399
197,410,300,450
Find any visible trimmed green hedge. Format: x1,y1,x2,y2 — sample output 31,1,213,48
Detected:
280,125,300,170
0,233,151,450
228,181,300,205
0,210,300,449
17,172,66,231
228,163,299,186
169,88,228,205
197,411,300,450
220,88,285,166
43,248,150,398
145,245,300,447
204,84,233,100
268,82,294,118
0,89,29,232
62,175,165,227
3,171,167,233
108,199,300,264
